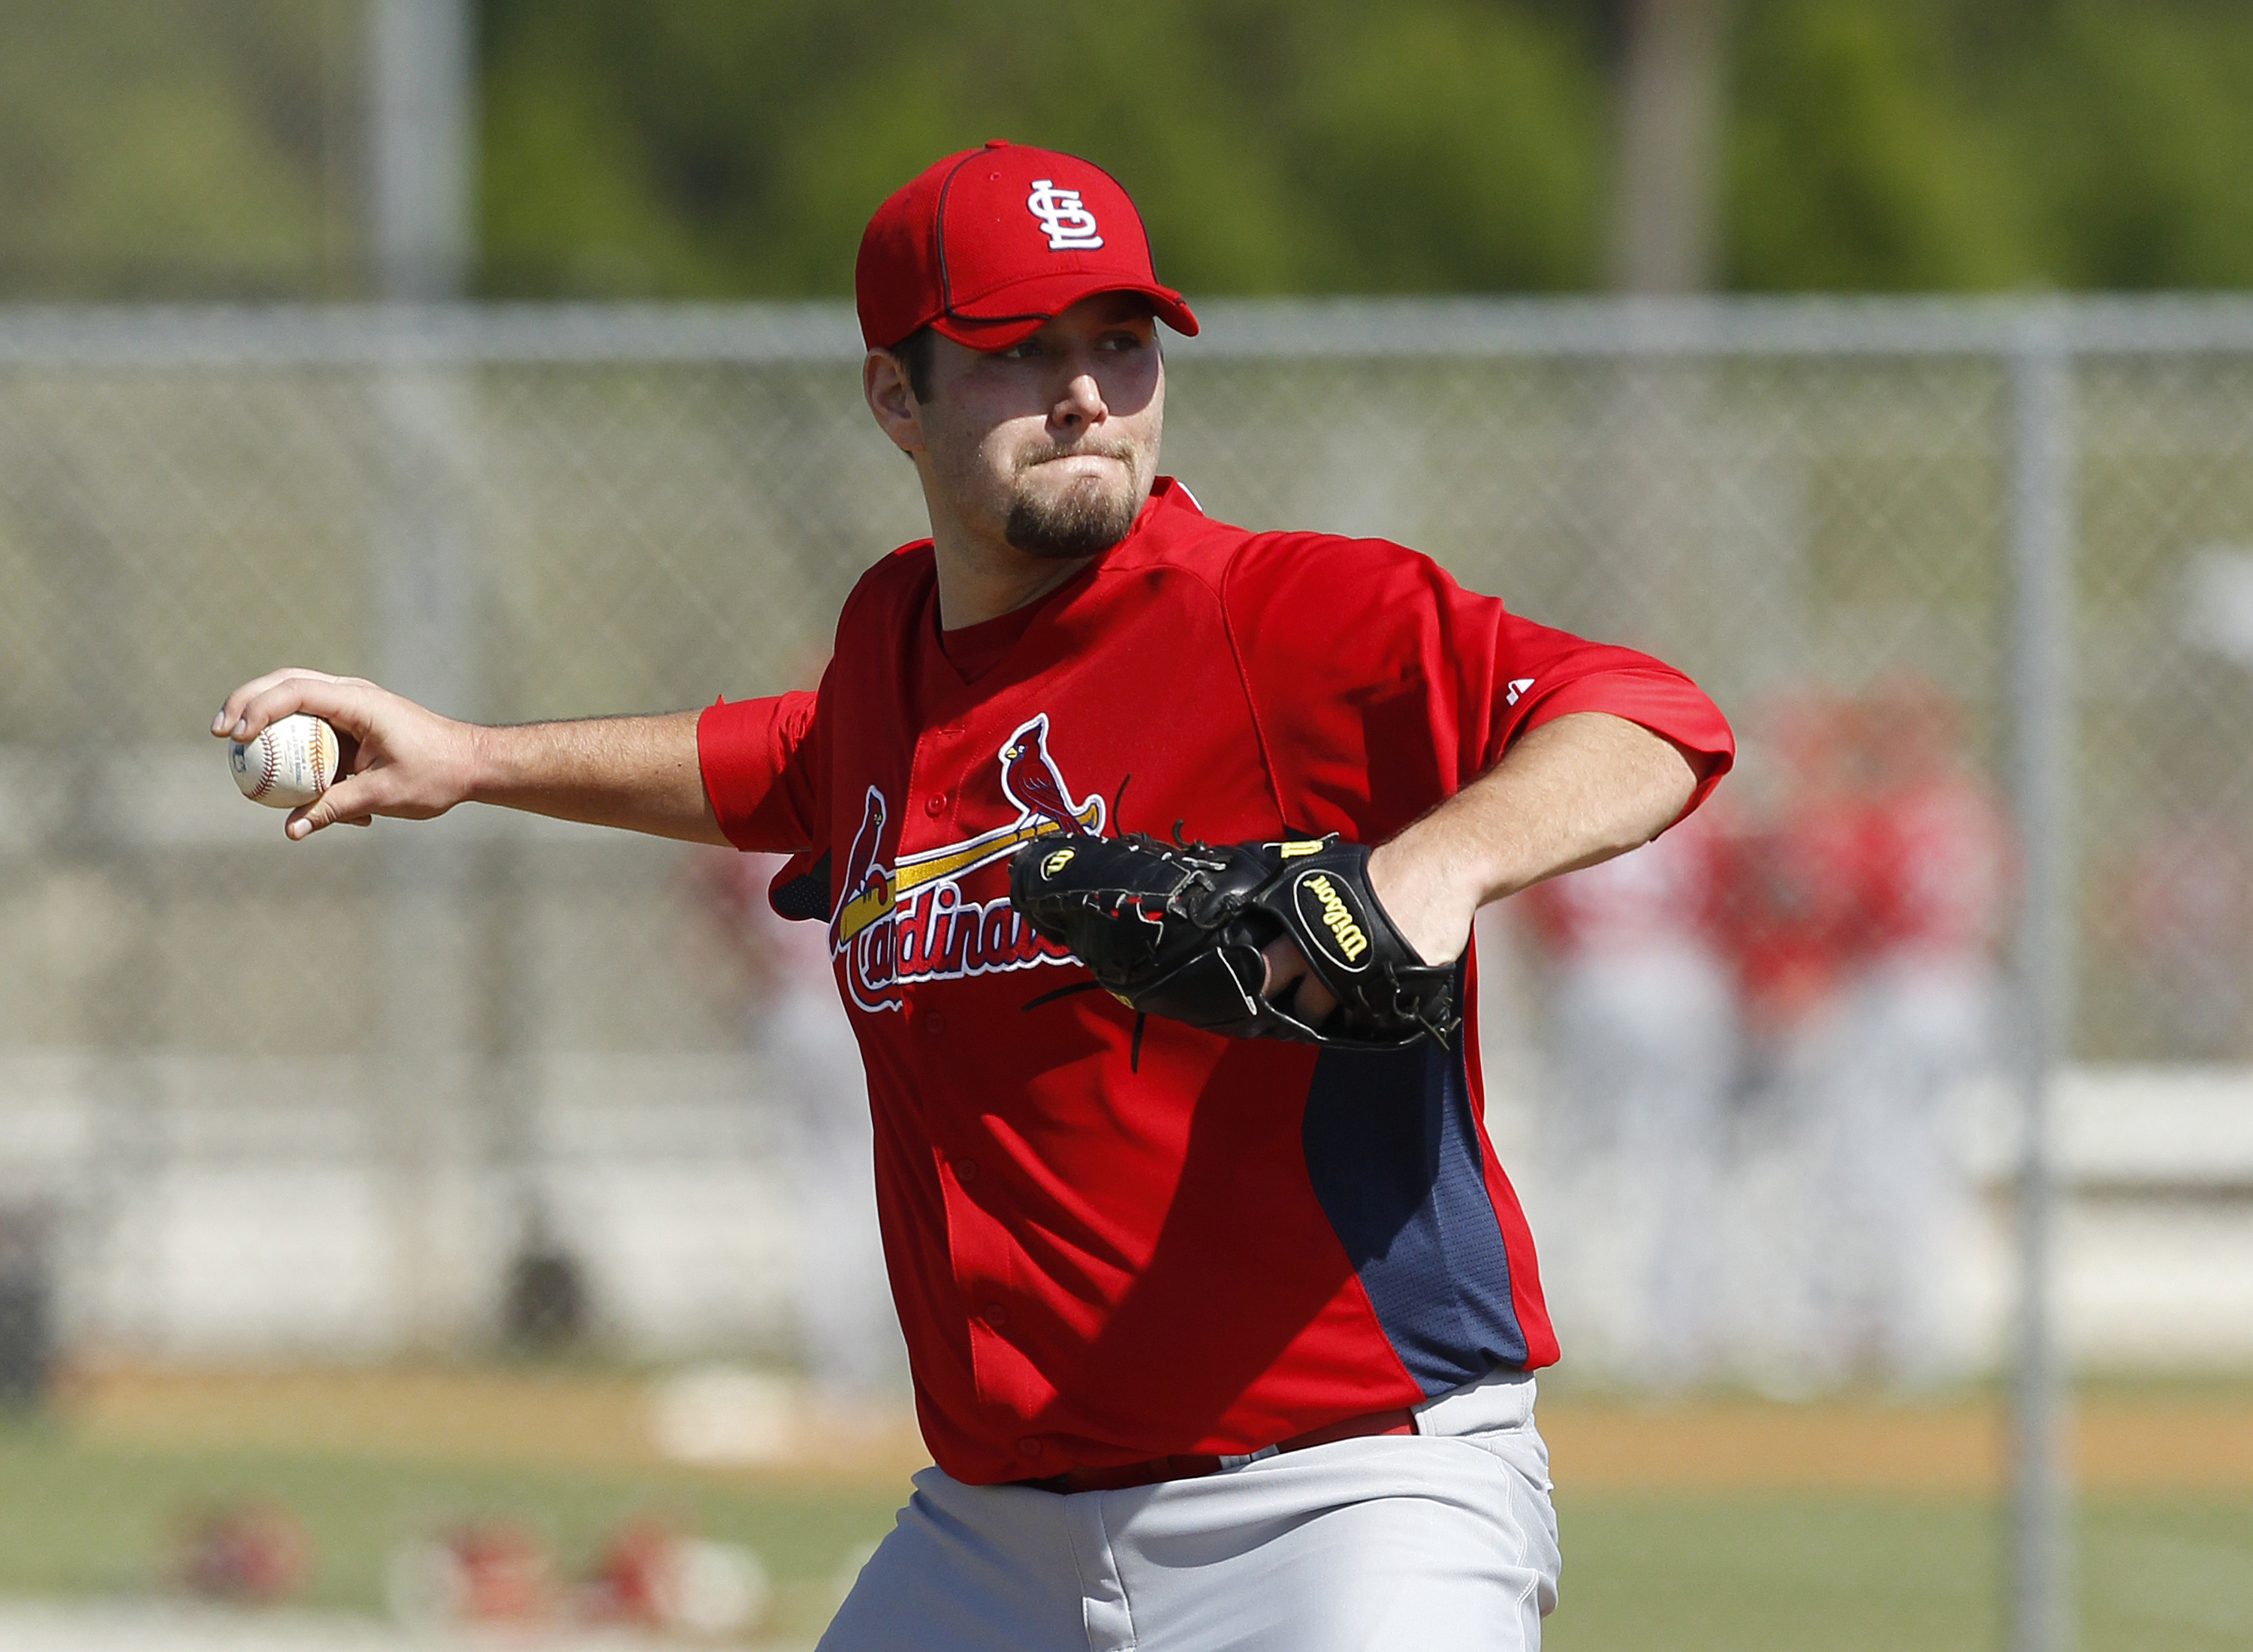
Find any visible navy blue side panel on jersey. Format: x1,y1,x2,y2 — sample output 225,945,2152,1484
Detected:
1300,1036,1526,1393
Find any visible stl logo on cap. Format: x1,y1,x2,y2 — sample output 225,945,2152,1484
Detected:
855,142,1198,350
1026,179,1103,252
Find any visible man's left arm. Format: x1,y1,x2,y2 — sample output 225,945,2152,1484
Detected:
1220,532,1730,1014
1369,710,1699,962
1264,711,1702,1013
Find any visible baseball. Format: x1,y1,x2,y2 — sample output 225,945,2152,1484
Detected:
228,713,340,809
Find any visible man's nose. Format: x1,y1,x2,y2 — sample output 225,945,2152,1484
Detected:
1052,369,1107,428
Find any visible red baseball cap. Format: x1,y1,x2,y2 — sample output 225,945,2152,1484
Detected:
855,140,1198,351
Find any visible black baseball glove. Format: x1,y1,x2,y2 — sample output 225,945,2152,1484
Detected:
1008,832,1459,1051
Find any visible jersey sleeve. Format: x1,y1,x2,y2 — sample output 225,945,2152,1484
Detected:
696,689,821,852
1220,532,1733,842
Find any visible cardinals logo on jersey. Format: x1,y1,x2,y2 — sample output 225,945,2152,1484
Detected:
833,714,1104,1012
997,714,1093,832
828,785,889,953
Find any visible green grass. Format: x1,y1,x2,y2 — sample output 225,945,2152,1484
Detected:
1550,1494,2253,1652
2,1419,2249,1650
0,1417,906,1642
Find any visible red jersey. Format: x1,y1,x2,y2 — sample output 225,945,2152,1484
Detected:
1865,773,2011,958
1720,796,1871,1023
697,479,1733,1484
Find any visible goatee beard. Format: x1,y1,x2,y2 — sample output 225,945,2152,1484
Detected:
1005,467,1141,559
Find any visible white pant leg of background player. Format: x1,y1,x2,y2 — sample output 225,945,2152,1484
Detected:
768,981,906,1397
1737,990,1852,1392
1810,952,1995,1385
1545,940,1735,1385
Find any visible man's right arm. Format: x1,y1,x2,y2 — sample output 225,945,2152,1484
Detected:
213,668,728,845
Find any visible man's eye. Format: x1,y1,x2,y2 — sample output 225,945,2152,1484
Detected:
1002,339,1043,359
1099,331,1149,351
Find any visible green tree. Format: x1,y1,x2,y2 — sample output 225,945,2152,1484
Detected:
1725,0,2028,290
4,1,2252,300
0,0,353,298
2020,3,2253,288
476,0,1606,297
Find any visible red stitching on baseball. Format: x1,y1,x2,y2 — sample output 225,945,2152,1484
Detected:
258,731,279,800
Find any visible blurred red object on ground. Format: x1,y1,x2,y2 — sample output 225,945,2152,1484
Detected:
578,1515,769,1637
171,1498,311,1604
387,1518,554,1628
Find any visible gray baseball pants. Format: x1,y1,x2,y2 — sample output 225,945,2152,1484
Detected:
817,1367,1560,1652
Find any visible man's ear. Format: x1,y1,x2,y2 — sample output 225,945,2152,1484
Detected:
864,350,924,457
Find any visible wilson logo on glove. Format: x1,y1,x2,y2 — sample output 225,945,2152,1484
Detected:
1293,873,1371,969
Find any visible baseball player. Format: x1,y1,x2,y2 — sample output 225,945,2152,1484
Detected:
1716,692,1876,1385
700,846,908,1397
216,142,1733,1650
1519,809,1734,1388
1803,683,2010,1386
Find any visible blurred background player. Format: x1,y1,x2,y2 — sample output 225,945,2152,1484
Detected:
1520,809,1733,1388
1808,680,2009,1387
698,846,906,1400
1717,692,1873,1388
1730,683,2009,1388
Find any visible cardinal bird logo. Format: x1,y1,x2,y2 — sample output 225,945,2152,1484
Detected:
830,785,888,949
999,713,1096,832
827,714,1101,1011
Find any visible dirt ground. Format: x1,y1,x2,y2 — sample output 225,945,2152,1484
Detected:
55,1364,927,1488
53,1364,2253,1494
1539,1392,2253,1494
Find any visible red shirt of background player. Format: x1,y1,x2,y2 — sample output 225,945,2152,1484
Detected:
1857,683,2012,960
696,479,1733,1485
1718,696,1874,1027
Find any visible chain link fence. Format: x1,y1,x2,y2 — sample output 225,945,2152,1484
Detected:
1,300,2250,1364
0,296,2249,1637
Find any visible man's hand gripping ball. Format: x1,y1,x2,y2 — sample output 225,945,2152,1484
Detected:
1008,834,1460,1049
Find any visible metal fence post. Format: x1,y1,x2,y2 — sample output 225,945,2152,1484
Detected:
369,0,484,1347
2005,306,2077,1652
370,0,475,303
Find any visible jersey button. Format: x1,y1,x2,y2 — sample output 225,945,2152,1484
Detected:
924,1011,946,1035
953,1159,977,1183
984,1304,1009,1328
924,793,947,815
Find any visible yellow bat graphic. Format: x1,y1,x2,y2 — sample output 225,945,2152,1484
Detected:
834,799,1102,946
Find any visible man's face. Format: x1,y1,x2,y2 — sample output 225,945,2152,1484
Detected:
907,293,1164,560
